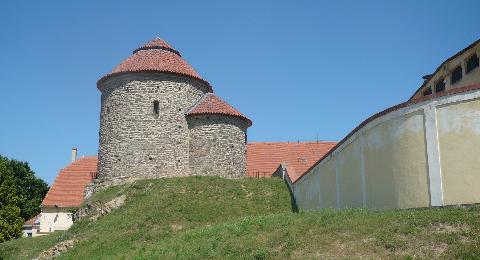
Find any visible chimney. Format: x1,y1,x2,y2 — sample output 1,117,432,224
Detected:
71,148,78,162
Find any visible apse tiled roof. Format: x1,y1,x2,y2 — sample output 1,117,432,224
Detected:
247,141,337,181
186,93,252,126
97,38,212,91
41,157,98,207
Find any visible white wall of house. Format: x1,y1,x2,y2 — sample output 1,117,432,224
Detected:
22,225,39,237
39,206,74,233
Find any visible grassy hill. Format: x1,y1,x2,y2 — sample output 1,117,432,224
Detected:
1,176,480,259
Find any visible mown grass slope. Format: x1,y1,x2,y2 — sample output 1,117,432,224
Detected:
142,207,480,259
2,176,480,259
0,176,292,259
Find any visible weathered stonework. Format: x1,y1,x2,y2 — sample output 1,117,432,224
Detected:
187,114,248,178
97,72,210,185
95,38,252,188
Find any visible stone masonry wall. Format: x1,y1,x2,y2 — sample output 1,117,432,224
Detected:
187,114,248,178
97,73,210,186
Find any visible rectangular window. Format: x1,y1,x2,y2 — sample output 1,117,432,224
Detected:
435,79,445,93
423,87,432,96
466,53,479,73
451,66,463,84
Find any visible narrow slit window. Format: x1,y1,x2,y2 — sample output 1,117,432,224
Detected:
466,54,479,73
451,66,463,84
435,79,445,93
153,100,159,117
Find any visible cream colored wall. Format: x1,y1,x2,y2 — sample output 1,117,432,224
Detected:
39,207,74,233
413,42,480,99
293,88,480,211
437,99,480,205
337,140,363,208
319,159,337,208
294,168,320,210
364,112,429,209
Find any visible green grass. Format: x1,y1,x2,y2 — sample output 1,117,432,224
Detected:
143,208,480,259
0,232,62,259
0,176,292,259
1,176,480,259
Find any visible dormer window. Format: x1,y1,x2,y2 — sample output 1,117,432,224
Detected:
451,66,463,85
435,79,445,93
466,53,479,73
153,100,159,117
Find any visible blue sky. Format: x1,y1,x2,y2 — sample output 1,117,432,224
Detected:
1,1,479,184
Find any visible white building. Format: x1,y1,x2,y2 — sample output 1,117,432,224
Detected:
22,214,40,237
39,149,97,233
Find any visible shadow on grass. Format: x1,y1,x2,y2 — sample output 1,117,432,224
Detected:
284,179,298,213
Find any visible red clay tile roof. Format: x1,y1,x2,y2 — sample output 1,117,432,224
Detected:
247,141,337,181
42,142,337,202
41,157,98,207
135,38,174,50
186,93,252,126
97,38,212,91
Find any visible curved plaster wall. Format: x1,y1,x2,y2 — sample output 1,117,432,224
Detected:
293,84,480,210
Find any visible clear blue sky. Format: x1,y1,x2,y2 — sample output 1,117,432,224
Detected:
1,1,479,184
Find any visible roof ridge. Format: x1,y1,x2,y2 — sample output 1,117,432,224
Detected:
185,93,252,126
185,92,213,115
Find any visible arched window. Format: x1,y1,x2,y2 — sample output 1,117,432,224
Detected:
153,100,159,117
466,53,479,74
435,79,445,93
451,66,463,85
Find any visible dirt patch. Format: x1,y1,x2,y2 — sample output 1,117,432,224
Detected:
90,194,127,221
240,184,253,197
171,224,183,232
76,194,127,222
38,239,76,259
427,223,470,234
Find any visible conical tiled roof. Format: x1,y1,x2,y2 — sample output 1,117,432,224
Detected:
42,157,98,207
97,38,212,91
186,93,252,126
135,38,174,51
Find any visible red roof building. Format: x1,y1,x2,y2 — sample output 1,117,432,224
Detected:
42,142,335,208
186,93,252,126
247,142,337,182
41,157,97,207
97,38,212,91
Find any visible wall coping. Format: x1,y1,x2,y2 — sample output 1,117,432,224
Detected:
293,83,480,185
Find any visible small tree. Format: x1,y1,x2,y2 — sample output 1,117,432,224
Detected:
0,155,49,221
0,177,23,242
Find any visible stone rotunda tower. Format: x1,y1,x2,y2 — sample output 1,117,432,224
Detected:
96,38,251,186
